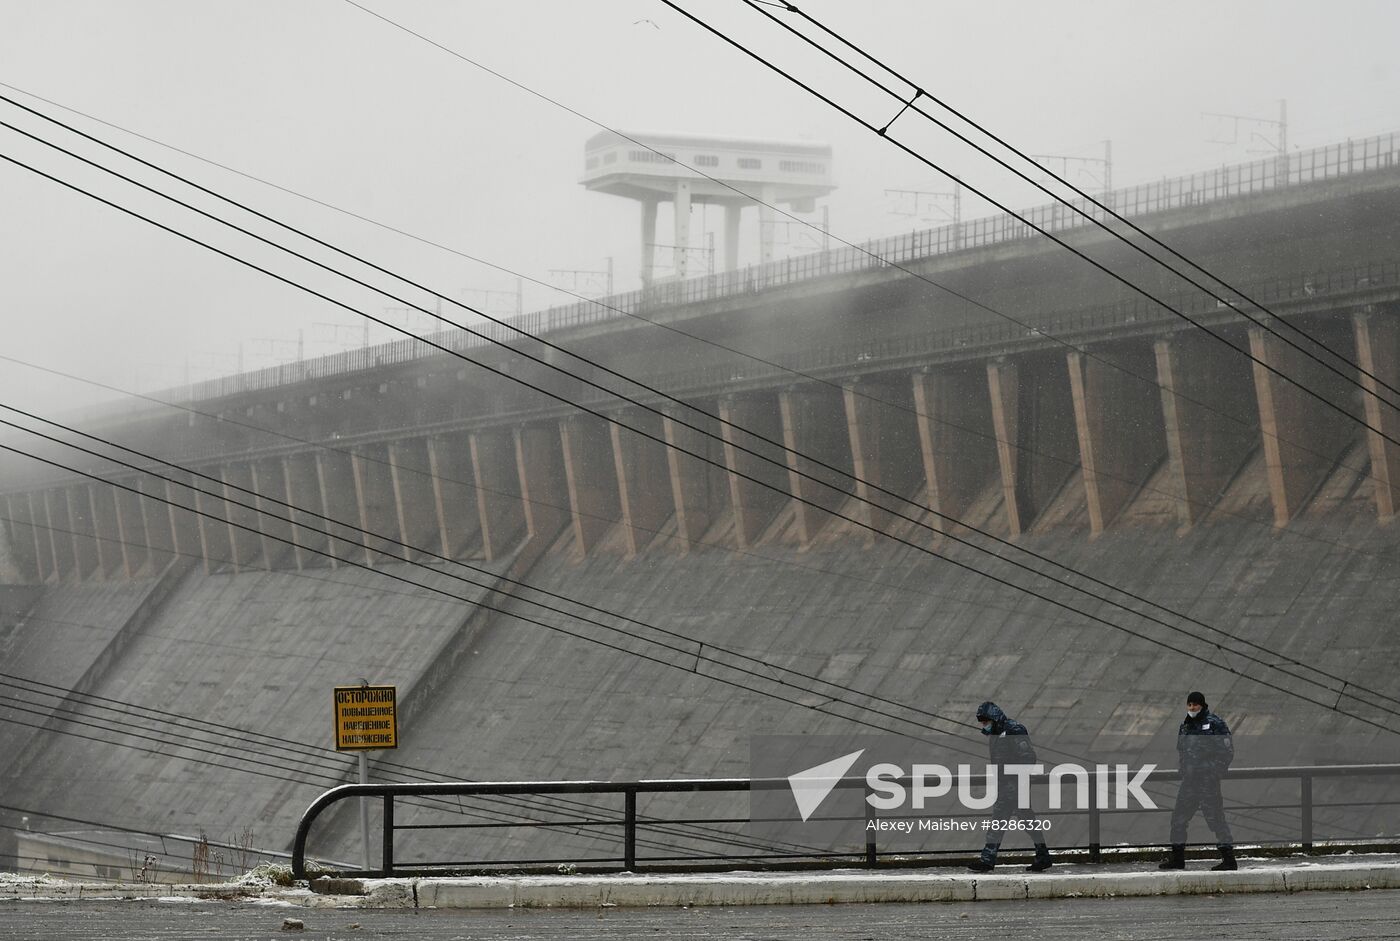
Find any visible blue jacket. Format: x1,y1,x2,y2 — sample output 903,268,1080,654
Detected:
977,702,1038,767
1177,709,1233,776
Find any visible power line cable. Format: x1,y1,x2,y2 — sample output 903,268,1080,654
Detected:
0,496,1093,849
2,134,1395,746
1,417,1373,852
0,696,346,786
0,88,1372,851
745,0,1400,410
0,433,1002,751
0,666,800,856
0,504,1041,672
0,803,303,860
0,410,987,745
4,367,1396,744
1,111,1372,723
15,370,1400,740
13,508,1231,845
327,1,1398,527
0,676,790,859
0,668,1317,850
286,12,1400,712
1,86,1391,571
0,671,820,858
0,428,1335,845
3,133,1394,732
661,0,1391,452
0,579,1332,845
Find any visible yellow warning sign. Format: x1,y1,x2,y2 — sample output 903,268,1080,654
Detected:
333,685,398,751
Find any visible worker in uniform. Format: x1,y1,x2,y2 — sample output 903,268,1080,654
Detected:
1159,691,1236,871
967,702,1053,873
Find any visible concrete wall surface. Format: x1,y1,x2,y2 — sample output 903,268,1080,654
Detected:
0,559,509,855
303,473,1400,867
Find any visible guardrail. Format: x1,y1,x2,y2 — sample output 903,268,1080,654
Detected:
151,130,1399,409
290,763,1400,879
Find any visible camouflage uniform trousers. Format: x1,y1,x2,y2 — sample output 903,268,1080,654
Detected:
978,783,1049,864
1169,771,1233,846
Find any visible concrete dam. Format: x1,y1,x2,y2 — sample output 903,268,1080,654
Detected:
3,134,1400,873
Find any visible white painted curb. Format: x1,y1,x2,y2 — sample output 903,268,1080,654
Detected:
403,862,1400,909
6,861,1400,909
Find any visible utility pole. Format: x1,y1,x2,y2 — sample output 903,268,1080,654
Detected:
1028,149,1112,203
461,286,522,317
884,184,961,226
1202,99,1289,182
548,258,614,298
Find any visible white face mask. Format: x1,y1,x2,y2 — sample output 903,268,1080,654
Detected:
1186,707,1202,718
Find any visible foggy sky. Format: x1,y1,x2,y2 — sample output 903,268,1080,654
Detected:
1,0,1397,422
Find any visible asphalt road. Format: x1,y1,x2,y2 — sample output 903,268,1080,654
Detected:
3,892,1400,941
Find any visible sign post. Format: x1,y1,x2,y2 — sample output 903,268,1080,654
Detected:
334,683,398,872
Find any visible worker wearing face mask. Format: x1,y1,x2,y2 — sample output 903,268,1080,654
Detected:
1159,691,1236,871
967,702,1052,873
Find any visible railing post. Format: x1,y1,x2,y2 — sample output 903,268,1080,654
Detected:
624,788,637,871
1301,775,1314,853
1088,769,1102,863
382,793,394,876
864,784,877,868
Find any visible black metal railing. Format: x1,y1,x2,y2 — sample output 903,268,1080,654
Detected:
92,131,1400,411
290,763,1400,879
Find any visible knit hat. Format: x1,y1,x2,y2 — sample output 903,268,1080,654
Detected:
1186,691,1207,707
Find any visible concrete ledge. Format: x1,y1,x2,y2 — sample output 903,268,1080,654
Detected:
0,879,265,901
972,876,1026,901
1283,864,1400,893
407,859,1400,909
6,858,1400,909
1020,872,1159,900
1173,868,1288,895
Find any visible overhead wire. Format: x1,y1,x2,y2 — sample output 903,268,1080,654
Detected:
0,411,1355,845
0,438,992,860
3,110,1397,732
745,0,1400,409
0,462,1048,639
662,0,1397,442
2,33,1388,828
0,85,1391,572
9,344,1396,743
327,1,1399,525
0,802,304,863
0,130,1394,756
0,467,996,862
14,494,1302,841
0,433,1000,751
2,391,1352,845
3,314,1397,753
0,410,986,745
0,14,1366,856
300,9,1400,716
0,688,1340,852
0,683,796,860
0,453,1046,854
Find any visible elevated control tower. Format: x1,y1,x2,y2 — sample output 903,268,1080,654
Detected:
582,130,834,283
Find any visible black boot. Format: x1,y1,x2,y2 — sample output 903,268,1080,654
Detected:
967,844,997,873
1210,845,1237,871
1158,843,1186,870
1026,845,1053,873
